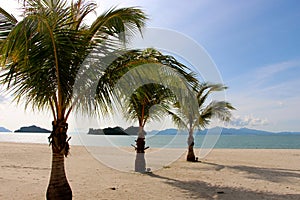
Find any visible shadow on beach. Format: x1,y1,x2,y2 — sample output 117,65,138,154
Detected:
200,161,300,183
145,161,300,200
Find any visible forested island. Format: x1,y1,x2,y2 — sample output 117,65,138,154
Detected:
88,126,146,136
14,125,51,133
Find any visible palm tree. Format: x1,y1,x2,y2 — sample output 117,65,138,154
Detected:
0,0,146,199
168,83,235,161
125,83,175,171
101,48,199,171
126,83,174,143
103,48,199,149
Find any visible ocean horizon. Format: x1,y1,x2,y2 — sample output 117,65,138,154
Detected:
0,132,300,149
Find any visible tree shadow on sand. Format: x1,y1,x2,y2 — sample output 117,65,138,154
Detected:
200,161,300,183
147,162,300,200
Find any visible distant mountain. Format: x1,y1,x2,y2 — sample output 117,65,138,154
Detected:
14,125,51,133
215,127,300,135
200,127,274,135
151,127,300,135
124,126,146,135
275,131,300,135
0,127,11,132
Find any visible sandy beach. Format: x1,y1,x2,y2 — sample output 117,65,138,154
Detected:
0,142,299,199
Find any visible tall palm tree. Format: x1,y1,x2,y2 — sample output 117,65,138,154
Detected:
0,0,146,199
168,83,235,161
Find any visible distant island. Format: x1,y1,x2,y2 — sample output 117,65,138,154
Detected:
88,126,146,136
0,127,11,132
14,125,51,133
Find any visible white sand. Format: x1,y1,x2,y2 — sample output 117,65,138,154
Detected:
0,142,300,199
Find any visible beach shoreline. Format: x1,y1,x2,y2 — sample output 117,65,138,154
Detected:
0,142,299,199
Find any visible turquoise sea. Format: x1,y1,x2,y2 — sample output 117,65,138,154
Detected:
0,132,300,149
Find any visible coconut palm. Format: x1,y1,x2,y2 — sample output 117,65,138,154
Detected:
101,48,200,171
0,0,146,199
126,83,175,148
168,83,235,161
103,48,199,151
124,83,175,171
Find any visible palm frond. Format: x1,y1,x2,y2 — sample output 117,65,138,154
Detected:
0,1,147,121
197,83,227,108
89,7,147,43
166,109,188,130
0,6,17,43
200,101,235,126
123,83,176,126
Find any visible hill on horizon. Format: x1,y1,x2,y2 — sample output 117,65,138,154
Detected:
148,127,300,135
0,127,11,132
14,125,51,133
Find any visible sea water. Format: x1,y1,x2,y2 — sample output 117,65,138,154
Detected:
0,132,300,149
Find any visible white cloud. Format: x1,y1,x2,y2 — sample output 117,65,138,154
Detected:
230,115,269,127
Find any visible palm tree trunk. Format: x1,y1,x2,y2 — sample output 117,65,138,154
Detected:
135,151,146,172
134,126,147,172
46,152,72,200
187,132,196,162
136,126,146,153
46,121,72,200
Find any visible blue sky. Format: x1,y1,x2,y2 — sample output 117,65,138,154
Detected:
0,0,300,132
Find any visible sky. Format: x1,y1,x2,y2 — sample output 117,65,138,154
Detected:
0,0,300,132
